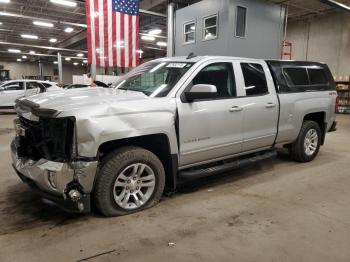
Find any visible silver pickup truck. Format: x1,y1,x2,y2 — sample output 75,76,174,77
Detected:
11,56,337,216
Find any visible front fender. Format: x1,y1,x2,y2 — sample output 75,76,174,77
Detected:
75,109,178,158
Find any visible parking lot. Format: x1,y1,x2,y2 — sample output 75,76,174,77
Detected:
0,112,350,262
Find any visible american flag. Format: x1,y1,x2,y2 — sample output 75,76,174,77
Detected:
85,0,140,68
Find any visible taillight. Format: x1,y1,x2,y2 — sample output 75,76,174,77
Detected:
335,96,339,113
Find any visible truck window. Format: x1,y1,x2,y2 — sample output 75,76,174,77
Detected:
266,61,334,93
192,62,236,98
283,67,308,86
241,63,268,96
113,62,194,97
308,68,328,85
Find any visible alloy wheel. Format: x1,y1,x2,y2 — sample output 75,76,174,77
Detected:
113,163,156,210
304,129,318,156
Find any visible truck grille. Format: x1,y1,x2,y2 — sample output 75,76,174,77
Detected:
17,116,75,162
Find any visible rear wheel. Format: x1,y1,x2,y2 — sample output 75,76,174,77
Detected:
289,120,322,162
94,147,165,216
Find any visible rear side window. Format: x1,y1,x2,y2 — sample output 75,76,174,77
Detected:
308,68,328,85
42,83,52,88
27,82,46,92
241,63,268,96
266,61,334,93
27,82,39,90
282,66,331,91
283,67,308,86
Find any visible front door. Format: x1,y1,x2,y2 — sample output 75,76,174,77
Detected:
176,61,245,168
0,82,25,107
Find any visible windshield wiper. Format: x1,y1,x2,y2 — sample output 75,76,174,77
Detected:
117,87,149,95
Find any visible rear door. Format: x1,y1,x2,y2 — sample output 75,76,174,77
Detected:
0,82,25,107
234,61,279,151
176,60,246,168
25,81,42,96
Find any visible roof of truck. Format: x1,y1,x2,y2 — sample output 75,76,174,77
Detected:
155,56,328,67
155,55,266,63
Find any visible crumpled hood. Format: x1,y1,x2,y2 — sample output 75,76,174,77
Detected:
16,87,179,159
27,87,149,112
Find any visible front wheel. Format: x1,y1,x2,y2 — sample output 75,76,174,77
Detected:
94,147,165,216
289,120,322,162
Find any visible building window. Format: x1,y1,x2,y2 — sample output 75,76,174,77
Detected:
235,6,247,38
203,14,218,41
183,21,196,44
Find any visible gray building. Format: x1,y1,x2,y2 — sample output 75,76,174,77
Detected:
174,0,286,59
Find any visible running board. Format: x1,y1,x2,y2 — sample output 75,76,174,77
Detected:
178,150,277,181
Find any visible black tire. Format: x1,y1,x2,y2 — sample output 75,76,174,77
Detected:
94,146,165,217
289,120,322,162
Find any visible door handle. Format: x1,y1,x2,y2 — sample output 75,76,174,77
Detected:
229,106,243,112
265,102,276,108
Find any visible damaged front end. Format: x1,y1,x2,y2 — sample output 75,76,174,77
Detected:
11,99,98,213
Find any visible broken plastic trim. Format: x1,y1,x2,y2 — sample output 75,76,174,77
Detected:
17,116,75,162
15,98,58,118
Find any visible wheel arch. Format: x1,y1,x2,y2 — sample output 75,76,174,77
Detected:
303,111,326,145
97,134,178,192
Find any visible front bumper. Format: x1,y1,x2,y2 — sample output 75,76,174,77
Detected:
11,140,98,213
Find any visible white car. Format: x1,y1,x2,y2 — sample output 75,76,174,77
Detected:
0,80,47,108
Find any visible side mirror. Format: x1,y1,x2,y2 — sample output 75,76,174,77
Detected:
184,84,217,102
